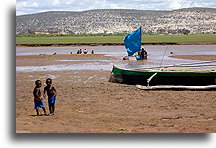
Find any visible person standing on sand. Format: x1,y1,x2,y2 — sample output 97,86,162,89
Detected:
44,78,57,115
33,80,47,116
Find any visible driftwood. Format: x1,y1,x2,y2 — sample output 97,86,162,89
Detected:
136,85,216,90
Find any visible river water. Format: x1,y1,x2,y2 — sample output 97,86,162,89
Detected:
16,45,215,72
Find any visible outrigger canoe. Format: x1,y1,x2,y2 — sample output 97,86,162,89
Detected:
109,65,216,86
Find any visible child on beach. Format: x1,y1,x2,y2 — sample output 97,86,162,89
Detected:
33,80,47,116
44,78,57,115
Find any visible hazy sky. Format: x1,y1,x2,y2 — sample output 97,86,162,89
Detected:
16,0,216,15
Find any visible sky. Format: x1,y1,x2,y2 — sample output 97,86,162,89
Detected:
16,0,216,16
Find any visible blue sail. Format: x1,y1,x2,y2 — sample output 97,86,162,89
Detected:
124,27,142,56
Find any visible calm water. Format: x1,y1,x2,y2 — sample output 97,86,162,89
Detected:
16,45,215,72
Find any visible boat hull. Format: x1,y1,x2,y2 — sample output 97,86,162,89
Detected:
109,65,216,86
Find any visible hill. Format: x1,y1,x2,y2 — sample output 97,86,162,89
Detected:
16,8,215,34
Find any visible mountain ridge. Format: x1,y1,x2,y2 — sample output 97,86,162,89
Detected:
16,7,216,34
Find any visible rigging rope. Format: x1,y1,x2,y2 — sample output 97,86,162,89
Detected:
158,0,197,70
140,60,216,70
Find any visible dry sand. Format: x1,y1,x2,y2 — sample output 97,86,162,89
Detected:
16,54,215,133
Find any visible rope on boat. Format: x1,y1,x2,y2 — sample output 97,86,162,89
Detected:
152,64,215,69
148,0,199,87
147,72,158,86
141,60,216,70
158,0,197,70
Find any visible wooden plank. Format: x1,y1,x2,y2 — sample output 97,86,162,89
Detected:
136,85,216,90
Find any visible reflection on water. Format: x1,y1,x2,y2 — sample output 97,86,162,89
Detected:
16,45,216,72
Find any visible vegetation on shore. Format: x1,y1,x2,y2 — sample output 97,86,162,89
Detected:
16,34,216,46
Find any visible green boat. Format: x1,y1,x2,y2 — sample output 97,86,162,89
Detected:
109,65,216,86
110,28,216,87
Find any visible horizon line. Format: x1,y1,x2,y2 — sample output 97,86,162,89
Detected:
16,7,215,16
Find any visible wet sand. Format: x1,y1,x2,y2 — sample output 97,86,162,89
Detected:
16,54,215,133
169,55,216,61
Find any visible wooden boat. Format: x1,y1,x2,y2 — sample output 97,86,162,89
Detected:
109,65,216,86
112,27,216,88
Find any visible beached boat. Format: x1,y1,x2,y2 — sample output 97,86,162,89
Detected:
109,65,216,86
110,27,216,89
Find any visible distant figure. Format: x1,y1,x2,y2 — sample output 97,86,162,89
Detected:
77,50,80,54
123,56,129,60
33,80,47,116
44,78,57,115
143,48,147,59
84,49,88,54
91,50,94,54
53,52,57,55
140,47,147,60
79,49,82,54
71,52,73,54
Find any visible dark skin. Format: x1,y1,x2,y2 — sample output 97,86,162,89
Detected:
33,80,47,116
44,79,57,115
141,48,147,59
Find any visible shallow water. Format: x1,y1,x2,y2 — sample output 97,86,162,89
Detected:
16,45,215,72
16,63,115,72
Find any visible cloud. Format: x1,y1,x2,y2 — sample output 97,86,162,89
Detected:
16,1,40,15
32,2,39,7
52,0,60,6
194,0,216,7
65,0,74,5
16,0,216,15
166,0,216,9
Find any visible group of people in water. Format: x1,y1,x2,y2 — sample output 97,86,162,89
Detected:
39,49,95,55
76,49,94,54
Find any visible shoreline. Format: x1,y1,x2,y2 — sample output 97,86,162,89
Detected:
16,42,215,47
16,54,216,61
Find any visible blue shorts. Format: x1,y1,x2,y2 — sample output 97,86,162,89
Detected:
34,100,44,109
48,96,56,106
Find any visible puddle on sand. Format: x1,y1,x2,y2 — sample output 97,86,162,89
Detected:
16,63,115,73
16,59,214,72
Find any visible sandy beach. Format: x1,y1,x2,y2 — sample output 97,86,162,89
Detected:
16,53,215,133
